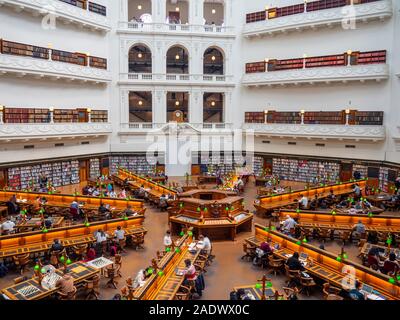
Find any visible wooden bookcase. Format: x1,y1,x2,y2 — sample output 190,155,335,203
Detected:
350,50,387,65
91,110,108,122
88,2,107,16
268,58,303,71
246,11,266,23
304,111,344,124
275,4,304,18
305,54,346,68
53,109,79,123
354,111,383,125
59,0,87,9
4,108,49,123
244,112,264,123
51,49,87,66
0,39,49,60
245,61,265,73
89,56,107,69
306,0,347,12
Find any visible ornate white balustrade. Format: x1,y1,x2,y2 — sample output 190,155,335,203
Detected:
119,73,235,87
243,0,393,38
0,122,112,141
242,123,385,141
117,22,235,38
0,53,111,84
0,0,110,32
242,64,389,87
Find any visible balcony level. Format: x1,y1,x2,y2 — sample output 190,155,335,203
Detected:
0,39,110,84
0,0,110,32
243,50,388,87
119,73,235,87
243,0,392,38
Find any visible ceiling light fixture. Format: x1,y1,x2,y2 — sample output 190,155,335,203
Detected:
138,4,142,10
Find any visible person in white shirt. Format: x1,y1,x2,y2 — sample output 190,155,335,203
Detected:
163,230,172,248
196,234,212,255
109,191,117,198
298,194,308,209
282,215,297,233
114,226,125,240
1,218,15,234
94,229,107,244
133,269,147,289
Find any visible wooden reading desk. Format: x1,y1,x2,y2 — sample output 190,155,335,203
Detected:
0,216,146,259
1,261,99,300
245,224,400,300
254,180,367,214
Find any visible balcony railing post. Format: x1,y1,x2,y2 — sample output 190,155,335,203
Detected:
0,106,3,124
49,108,54,123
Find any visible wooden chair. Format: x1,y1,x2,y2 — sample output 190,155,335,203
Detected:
268,256,284,276
131,233,145,250
322,283,342,300
283,286,299,300
13,276,28,284
57,286,77,300
284,264,300,287
299,275,317,296
118,238,127,253
72,244,88,261
105,266,118,289
113,254,123,278
13,253,30,275
339,231,351,245
83,274,100,300
241,243,256,262
268,290,285,300
317,228,332,241
175,285,192,300
49,249,66,267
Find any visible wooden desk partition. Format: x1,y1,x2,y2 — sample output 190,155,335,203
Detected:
247,224,400,300
114,169,177,199
254,180,367,213
0,216,146,258
0,190,145,212
278,210,400,234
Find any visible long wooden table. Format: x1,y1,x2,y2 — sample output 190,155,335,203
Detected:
15,216,64,232
113,169,177,200
1,261,99,300
254,180,367,214
233,284,279,300
133,229,204,300
278,210,400,234
246,224,400,300
360,243,400,262
0,216,146,259
0,190,145,214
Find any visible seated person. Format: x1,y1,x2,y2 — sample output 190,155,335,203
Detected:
163,230,172,248
133,269,147,289
1,218,15,235
109,190,117,198
98,203,111,218
123,205,136,217
282,215,298,234
94,229,108,245
309,199,318,210
159,194,168,211
50,239,64,252
82,185,90,195
182,259,197,285
353,220,366,237
55,268,75,296
196,234,212,255
380,253,400,275
70,201,80,219
119,189,127,199
348,280,365,300
92,188,100,197
43,215,52,229
114,226,125,241
298,194,308,209
286,252,305,271
319,199,328,209
137,185,147,199
260,241,274,255
84,244,96,262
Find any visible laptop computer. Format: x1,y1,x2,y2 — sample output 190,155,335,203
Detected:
361,284,374,294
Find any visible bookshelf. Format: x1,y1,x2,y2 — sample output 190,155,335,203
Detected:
245,62,265,74
274,4,304,18
91,110,108,122
89,158,101,178
7,167,21,190
4,108,50,123
88,2,107,16
351,50,387,65
305,54,346,68
53,109,79,123
304,111,344,124
59,0,87,9
0,39,49,60
246,11,266,23
252,156,264,176
52,162,63,187
110,156,157,176
89,56,107,69
379,167,389,192
244,112,264,123
306,0,347,12
51,50,87,66
355,111,383,125
71,160,80,184
269,111,301,124
268,58,303,71
352,164,368,179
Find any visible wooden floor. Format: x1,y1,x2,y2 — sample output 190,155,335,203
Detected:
0,176,389,300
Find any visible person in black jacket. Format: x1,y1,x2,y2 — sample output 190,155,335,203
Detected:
286,252,305,271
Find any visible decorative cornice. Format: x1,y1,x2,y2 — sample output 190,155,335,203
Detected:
0,54,111,83
0,122,112,140
243,0,393,37
242,64,389,87
0,0,110,32
242,123,385,141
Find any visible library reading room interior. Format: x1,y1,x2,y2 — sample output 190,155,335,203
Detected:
0,0,399,302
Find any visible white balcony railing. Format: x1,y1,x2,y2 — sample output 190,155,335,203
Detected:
0,53,111,84
1,0,110,32
243,0,392,37
119,73,234,86
119,122,234,134
117,22,235,37
242,123,385,141
242,64,389,87
0,122,112,141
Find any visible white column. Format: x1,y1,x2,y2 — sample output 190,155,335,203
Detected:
190,0,204,26
224,0,232,26
121,0,128,22
224,91,232,124
154,89,167,123
153,0,166,23
120,90,130,124
189,90,202,124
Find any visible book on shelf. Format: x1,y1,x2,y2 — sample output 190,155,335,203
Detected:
245,61,265,74
90,158,101,178
244,112,264,123
306,0,347,12
3,108,50,123
51,49,87,66
246,10,266,23
305,54,346,68
59,0,87,9
91,110,108,122
89,56,107,69
88,2,107,16
268,58,303,71
110,156,157,175
0,39,49,60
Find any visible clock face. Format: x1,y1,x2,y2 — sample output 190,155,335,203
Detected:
175,111,181,117
140,14,152,23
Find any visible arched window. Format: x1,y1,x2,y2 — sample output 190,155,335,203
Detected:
129,45,152,73
166,46,189,74
203,48,223,75
203,92,223,123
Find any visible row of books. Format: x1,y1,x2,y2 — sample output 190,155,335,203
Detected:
58,0,106,16
89,158,101,179
109,156,157,175
246,0,382,23
244,110,384,125
0,39,107,70
246,50,386,73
